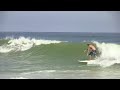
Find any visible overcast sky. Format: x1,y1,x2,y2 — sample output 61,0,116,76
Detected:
0,11,119,32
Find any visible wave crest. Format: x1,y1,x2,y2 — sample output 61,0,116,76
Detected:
0,37,62,53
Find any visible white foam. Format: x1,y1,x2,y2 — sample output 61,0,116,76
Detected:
10,77,28,79
88,41,120,67
21,70,57,75
0,37,62,53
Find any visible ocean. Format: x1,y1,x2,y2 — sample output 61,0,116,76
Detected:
0,32,120,79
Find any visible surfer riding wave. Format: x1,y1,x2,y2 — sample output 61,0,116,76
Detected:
84,43,97,60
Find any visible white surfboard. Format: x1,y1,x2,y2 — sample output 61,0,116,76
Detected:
78,60,99,66
78,60,95,63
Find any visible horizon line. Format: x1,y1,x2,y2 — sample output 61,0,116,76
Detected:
0,31,119,33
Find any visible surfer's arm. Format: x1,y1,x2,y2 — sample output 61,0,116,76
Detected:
84,48,89,56
86,49,89,56
84,49,87,52
84,48,89,53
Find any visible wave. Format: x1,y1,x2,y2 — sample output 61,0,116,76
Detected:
0,37,120,68
0,37,63,53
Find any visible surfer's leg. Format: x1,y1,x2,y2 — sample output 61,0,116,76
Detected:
92,50,97,59
89,55,92,60
88,52,92,60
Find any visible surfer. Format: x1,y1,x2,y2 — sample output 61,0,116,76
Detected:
84,43,97,60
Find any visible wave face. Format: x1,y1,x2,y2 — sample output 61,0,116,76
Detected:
0,37,90,70
0,36,120,68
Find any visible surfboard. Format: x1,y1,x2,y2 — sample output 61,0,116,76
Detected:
78,60,99,66
78,60,95,63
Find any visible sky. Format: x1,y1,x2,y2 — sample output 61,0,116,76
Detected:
0,11,120,32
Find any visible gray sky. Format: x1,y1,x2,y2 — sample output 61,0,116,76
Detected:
0,11,119,32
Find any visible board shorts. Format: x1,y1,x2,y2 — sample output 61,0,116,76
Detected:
89,50,97,57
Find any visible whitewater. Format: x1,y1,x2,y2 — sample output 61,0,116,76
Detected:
87,41,120,67
0,37,62,53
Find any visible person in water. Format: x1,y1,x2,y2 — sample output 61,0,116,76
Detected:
84,43,97,60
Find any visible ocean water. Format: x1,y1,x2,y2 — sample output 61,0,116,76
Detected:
0,32,120,79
